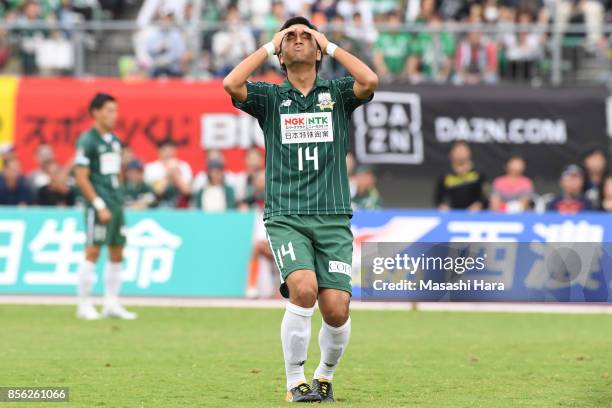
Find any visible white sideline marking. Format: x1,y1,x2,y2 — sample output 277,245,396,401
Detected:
0,295,611,314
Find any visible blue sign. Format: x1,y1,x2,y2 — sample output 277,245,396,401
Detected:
351,210,612,302
0,208,255,297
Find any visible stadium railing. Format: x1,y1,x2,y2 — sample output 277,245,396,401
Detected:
0,20,610,85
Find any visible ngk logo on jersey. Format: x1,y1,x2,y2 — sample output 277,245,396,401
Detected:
281,112,334,144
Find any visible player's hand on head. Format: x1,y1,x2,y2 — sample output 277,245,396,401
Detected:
272,27,296,54
304,27,329,51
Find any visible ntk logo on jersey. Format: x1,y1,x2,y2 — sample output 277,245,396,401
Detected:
281,112,334,144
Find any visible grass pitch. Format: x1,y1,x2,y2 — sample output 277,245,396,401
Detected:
0,304,611,407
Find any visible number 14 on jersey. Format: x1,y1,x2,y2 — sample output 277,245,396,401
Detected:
297,146,319,171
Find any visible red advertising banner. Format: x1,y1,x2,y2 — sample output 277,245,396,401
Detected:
14,77,264,173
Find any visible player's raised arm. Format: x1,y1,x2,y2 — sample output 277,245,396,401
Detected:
222,27,296,102
305,27,378,100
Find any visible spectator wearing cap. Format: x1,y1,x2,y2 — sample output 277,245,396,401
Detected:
145,11,187,77
351,165,382,209
123,159,156,209
121,145,135,174
582,147,609,208
435,141,487,211
192,159,236,211
191,149,227,194
489,155,534,213
36,161,76,206
144,140,193,208
546,164,592,214
0,158,32,206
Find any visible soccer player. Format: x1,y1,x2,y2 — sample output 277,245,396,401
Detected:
73,93,137,320
223,17,378,402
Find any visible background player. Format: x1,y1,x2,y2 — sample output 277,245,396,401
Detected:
223,17,378,402
74,93,137,320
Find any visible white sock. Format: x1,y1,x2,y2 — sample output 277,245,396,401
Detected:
313,317,351,382
281,302,314,390
77,260,96,304
104,261,123,304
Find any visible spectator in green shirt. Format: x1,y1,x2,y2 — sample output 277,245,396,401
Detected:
259,1,286,44
373,10,413,81
351,165,382,210
123,159,156,209
408,13,455,83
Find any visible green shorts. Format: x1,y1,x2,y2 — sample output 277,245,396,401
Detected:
264,214,353,298
84,205,127,247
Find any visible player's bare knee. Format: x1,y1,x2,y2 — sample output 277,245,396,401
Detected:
108,254,123,263
108,246,123,263
318,289,350,326
286,269,318,307
321,303,350,327
289,285,318,308
287,272,318,307
85,246,101,262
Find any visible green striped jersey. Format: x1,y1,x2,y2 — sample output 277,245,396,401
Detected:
74,127,124,207
232,76,372,219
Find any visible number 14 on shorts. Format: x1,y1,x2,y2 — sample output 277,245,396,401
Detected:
276,242,296,268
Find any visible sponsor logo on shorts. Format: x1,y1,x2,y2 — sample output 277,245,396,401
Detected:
329,261,351,276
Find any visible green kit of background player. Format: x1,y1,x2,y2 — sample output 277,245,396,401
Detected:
223,16,378,403
74,93,137,321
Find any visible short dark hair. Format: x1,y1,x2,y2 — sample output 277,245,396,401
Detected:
278,16,322,74
506,154,525,164
449,140,470,152
158,139,176,149
583,146,607,160
89,93,116,115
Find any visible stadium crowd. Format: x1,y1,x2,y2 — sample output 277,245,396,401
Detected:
0,140,611,214
434,141,612,213
0,141,383,211
0,0,610,82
